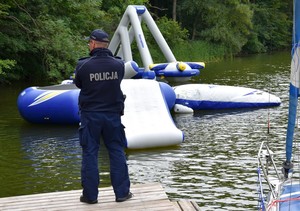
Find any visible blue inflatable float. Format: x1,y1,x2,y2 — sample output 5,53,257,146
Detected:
17,81,176,125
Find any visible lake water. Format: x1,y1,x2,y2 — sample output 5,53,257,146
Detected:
0,51,291,210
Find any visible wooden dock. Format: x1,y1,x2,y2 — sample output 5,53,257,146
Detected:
0,183,201,211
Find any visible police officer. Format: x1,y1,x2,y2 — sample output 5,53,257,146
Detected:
74,29,132,204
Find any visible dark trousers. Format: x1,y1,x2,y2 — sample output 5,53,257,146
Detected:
79,111,130,201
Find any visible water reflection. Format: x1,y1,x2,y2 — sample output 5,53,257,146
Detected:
19,125,81,193
126,101,288,210
0,123,113,197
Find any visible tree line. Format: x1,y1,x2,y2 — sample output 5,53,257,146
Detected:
0,0,292,84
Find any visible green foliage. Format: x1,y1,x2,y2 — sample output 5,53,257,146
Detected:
129,16,188,65
243,0,291,53
99,0,149,33
0,0,294,84
173,40,226,62
178,0,253,56
33,17,85,81
156,16,188,46
0,0,105,84
0,59,17,84
145,16,188,63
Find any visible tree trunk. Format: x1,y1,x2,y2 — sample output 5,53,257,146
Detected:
172,0,177,21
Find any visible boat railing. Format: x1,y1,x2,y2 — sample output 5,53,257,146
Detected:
257,141,281,201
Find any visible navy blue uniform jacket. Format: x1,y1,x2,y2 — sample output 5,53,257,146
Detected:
74,48,125,113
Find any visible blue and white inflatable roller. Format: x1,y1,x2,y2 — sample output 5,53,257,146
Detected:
124,61,156,79
149,61,205,81
17,84,80,124
173,84,281,111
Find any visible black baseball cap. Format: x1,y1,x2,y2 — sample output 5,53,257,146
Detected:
86,29,109,42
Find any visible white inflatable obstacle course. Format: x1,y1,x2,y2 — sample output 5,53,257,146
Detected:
109,5,205,81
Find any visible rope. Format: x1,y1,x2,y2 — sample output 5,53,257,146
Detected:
267,196,300,211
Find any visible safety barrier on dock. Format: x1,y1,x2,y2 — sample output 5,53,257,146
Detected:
0,183,201,211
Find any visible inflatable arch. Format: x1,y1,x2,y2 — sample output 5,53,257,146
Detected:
109,5,205,81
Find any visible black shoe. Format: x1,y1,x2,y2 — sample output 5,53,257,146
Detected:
80,195,98,204
116,192,133,202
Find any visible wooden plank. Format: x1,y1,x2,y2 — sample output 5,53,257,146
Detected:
174,200,201,211
0,183,181,211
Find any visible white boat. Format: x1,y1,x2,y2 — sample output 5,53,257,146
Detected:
257,1,300,210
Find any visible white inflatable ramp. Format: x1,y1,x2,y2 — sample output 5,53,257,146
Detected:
121,79,184,149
